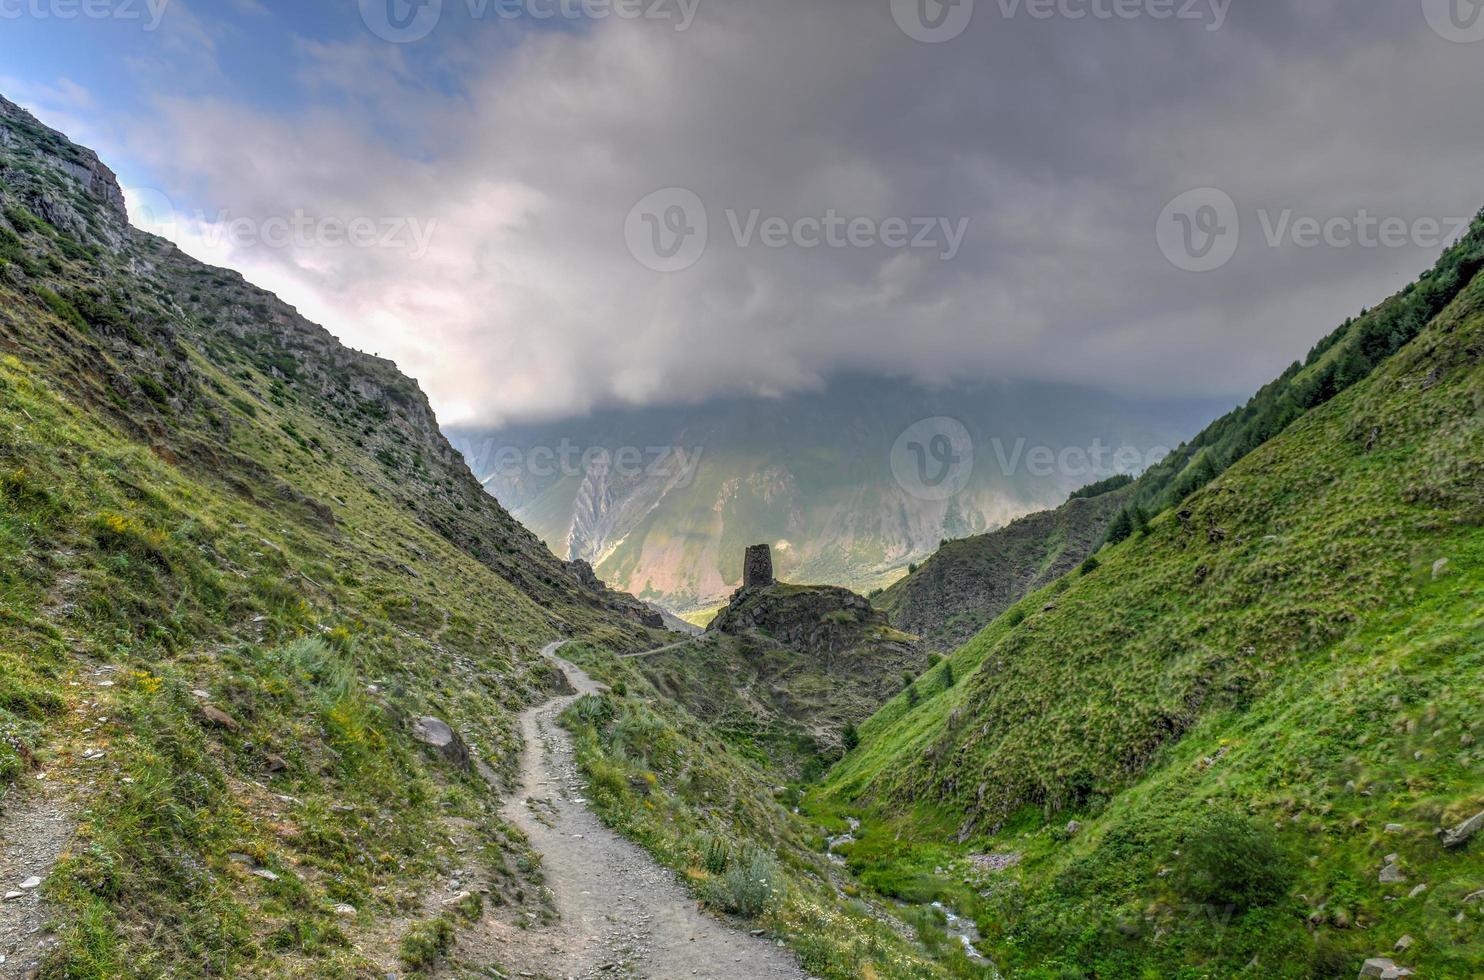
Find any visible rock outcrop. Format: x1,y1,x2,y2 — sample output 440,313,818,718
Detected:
1437,808,1483,848
709,548,903,658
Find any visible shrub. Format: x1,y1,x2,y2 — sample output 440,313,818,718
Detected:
841,722,860,753
136,375,169,407
398,916,454,971
90,512,170,563
712,850,785,917
703,835,731,875
570,693,613,726
1102,508,1136,547
1178,810,1294,912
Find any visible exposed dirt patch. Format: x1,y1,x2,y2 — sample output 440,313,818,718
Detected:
0,776,77,978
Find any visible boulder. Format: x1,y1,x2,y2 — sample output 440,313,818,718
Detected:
1379,861,1406,884
1359,958,1412,979
1436,808,1484,848
412,716,471,770
199,705,240,732
569,559,604,592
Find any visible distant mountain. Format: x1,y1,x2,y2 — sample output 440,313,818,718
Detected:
876,476,1134,651
448,381,1222,615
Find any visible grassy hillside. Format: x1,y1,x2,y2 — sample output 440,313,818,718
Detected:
819,224,1484,977
0,95,658,977
875,478,1133,651
1128,214,1484,516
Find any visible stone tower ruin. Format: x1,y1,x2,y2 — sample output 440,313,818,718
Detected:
743,544,775,589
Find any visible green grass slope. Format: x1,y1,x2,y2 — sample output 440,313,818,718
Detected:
821,227,1484,977
0,95,658,976
875,479,1133,652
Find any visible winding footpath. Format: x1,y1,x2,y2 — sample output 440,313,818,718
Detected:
488,641,810,979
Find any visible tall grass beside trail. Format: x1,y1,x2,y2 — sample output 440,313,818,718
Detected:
560,646,993,979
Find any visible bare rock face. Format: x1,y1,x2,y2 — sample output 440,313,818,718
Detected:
743,544,775,589
569,559,604,592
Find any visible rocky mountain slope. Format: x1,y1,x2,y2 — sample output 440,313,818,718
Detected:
819,215,1484,977
0,95,662,977
448,380,1222,616
630,547,928,777
875,477,1133,651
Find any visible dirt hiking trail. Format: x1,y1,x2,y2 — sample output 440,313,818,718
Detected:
482,641,810,979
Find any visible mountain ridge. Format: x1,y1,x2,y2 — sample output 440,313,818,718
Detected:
875,477,1134,651
0,93,666,977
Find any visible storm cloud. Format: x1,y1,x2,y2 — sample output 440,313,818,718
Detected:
102,0,1484,425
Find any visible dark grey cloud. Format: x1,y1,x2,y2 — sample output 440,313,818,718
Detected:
118,0,1484,424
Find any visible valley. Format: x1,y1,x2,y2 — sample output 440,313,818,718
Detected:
448,382,1222,618
1,74,1482,980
